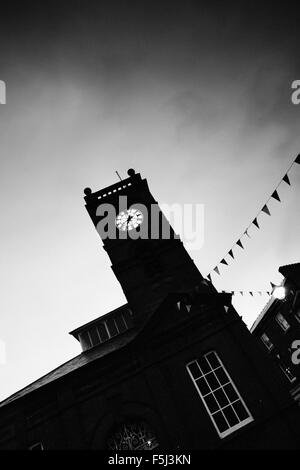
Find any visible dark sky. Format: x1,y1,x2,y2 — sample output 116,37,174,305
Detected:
0,1,299,400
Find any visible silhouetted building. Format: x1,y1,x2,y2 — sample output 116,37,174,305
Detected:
251,263,300,405
0,170,299,450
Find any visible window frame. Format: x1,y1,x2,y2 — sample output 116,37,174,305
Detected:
261,333,274,351
275,312,290,332
279,362,297,383
186,351,253,439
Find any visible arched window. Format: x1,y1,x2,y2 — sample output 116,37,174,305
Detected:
106,421,159,450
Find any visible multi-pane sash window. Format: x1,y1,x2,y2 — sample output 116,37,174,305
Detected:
275,313,290,332
261,333,274,351
187,352,253,438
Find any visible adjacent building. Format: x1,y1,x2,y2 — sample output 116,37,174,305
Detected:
251,263,300,404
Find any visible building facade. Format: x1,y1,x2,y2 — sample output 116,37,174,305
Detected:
0,170,299,450
251,263,300,404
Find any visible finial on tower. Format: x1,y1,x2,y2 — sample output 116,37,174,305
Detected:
84,187,92,196
127,168,136,177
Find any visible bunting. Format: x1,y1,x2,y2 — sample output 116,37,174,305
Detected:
271,190,280,202
220,290,273,297
236,239,244,249
207,153,299,280
261,204,271,216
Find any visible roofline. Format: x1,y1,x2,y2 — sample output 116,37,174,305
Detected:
250,295,278,332
0,352,83,408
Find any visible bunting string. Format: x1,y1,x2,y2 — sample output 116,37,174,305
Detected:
221,290,272,297
207,153,300,280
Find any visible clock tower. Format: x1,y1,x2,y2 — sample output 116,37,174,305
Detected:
84,169,206,326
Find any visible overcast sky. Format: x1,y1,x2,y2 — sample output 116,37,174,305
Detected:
0,1,299,401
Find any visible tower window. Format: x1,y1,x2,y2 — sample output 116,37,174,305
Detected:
261,333,274,351
186,352,253,438
275,313,290,332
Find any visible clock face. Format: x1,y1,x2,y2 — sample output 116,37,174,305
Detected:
115,208,144,231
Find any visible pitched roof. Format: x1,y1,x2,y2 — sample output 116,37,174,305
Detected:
0,329,137,408
0,283,222,409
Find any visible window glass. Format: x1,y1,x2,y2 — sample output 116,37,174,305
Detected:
261,333,273,350
187,352,253,438
279,362,296,383
276,313,290,331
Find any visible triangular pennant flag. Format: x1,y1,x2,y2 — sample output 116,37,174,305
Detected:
236,239,244,249
213,266,220,275
244,229,251,238
224,306,229,313
271,190,281,202
249,291,253,296
228,249,234,259
252,218,260,229
220,258,228,266
261,204,271,216
207,274,212,283
283,174,291,185
295,154,300,164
